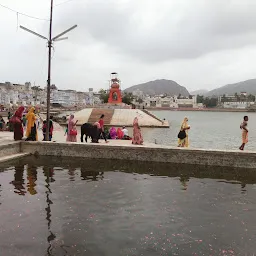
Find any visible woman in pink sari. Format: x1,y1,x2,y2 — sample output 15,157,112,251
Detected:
132,117,143,145
66,114,78,142
109,127,117,139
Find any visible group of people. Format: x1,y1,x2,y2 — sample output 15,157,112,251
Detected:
109,126,131,140
65,113,144,145
177,115,249,151
7,106,249,151
6,106,54,142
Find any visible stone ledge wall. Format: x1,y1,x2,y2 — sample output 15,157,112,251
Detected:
0,142,21,158
21,142,256,168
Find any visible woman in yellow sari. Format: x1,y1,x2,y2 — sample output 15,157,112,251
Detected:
25,107,38,141
178,117,190,147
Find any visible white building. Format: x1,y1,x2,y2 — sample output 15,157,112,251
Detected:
0,81,100,107
143,95,197,108
132,89,144,98
51,89,88,106
219,94,255,109
51,89,78,106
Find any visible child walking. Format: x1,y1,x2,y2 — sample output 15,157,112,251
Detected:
42,120,47,141
64,124,68,136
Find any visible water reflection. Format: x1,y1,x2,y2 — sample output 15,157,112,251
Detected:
179,176,189,190
68,168,76,182
43,167,56,255
1,156,256,256
81,169,104,181
27,164,38,195
241,182,247,194
10,165,26,196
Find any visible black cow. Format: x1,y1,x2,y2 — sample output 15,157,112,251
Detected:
81,123,99,143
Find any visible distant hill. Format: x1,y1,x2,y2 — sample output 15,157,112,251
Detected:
207,79,256,96
124,79,189,96
190,89,208,95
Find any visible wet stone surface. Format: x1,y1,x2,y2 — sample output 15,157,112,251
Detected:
0,156,256,256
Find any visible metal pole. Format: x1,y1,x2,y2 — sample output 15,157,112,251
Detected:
46,0,53,141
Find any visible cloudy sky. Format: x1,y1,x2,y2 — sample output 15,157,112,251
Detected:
1,0,256,92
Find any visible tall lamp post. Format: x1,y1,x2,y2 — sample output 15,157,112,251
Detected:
20,0,77,141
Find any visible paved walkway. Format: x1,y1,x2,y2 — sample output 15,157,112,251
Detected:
0,130,159,148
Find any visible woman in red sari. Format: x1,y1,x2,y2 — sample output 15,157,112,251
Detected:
132,117,143,145
117,128,124,139
10,106,25,141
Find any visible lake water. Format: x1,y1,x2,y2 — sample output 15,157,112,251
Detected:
1,156,256,256
143,110,256,151
56,109,255,150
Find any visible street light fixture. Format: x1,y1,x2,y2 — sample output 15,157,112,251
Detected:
20,0,77,141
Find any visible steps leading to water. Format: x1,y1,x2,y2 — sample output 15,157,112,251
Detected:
0,141,30,164
0,153,30,164
142,109,164,123
88,109,114,125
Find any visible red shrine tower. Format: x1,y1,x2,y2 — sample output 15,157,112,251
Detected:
108,72,122,104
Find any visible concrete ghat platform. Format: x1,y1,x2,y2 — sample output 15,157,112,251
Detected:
21,141,256,169
71,108,169,127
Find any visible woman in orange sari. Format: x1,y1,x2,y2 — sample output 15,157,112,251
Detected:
132,117,143,145
25,107,38,141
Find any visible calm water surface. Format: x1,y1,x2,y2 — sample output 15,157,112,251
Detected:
143,110,256,150
0,156,256,256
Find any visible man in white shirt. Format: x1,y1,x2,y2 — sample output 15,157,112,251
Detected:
122,126,129,139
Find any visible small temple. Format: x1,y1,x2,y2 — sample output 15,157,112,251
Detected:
108,72,122,104
69,72,169,127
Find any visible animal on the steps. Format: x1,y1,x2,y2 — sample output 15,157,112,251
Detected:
81,123,99,143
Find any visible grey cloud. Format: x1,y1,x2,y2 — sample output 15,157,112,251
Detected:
55,0,256,62
1,0,256,92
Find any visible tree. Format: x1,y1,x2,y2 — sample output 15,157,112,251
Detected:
221,94,227,103
122,92,134,105
197,95,204,103
203,97,218,108
248,94,255,102
98,89,108,103
136,98,143,104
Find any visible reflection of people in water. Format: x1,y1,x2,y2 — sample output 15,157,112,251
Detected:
241,182,246,193
42,166,56,253
80,169,104,181
68,168,76,182
180,176,189,190
10,165,26,196
43,167,55,183
27,165,38,195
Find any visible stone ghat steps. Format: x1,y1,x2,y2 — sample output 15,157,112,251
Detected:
0,153,30,164
88,109,114,125
0,141,30,164
141,109,164,123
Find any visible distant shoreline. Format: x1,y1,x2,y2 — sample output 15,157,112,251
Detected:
146,107,250,112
